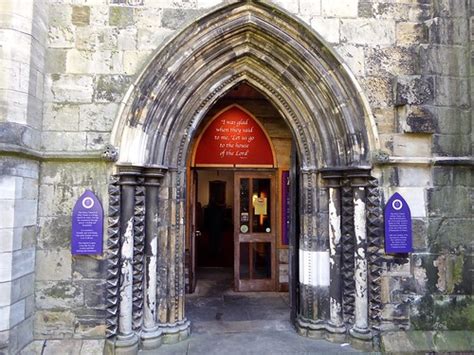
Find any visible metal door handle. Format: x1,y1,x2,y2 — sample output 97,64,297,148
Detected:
195,231,201,237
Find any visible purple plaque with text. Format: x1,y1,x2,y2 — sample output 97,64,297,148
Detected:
71,190,103,255
281,170,290,246
384,192,412,253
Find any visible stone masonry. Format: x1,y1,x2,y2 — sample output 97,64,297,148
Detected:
0,0,472,353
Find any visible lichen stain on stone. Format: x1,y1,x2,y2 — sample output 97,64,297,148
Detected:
44,283,79,299
433,254,465,294
411,295,474,330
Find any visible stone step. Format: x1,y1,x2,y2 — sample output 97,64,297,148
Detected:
190,319,294,335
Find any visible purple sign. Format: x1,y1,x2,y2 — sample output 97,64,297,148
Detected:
384,192,412,253
281,170,290,246
71,190,103,255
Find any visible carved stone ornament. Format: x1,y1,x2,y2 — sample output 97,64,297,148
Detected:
103,144,119,162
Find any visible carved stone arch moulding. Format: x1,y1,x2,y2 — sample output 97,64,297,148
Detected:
106,0,383,353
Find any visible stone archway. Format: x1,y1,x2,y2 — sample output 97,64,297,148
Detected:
106,1,382,353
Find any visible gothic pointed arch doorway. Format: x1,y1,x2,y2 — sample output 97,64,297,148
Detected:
107,1,382,353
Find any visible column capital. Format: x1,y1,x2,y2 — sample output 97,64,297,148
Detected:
320,169,343,187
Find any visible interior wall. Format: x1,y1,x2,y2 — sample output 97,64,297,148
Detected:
196,170,234,208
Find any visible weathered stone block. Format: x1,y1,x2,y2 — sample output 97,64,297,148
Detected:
412,218,428,251
397,105,436,133
334,44,364,75
392,134,431,157
48,26,75,49
435,107,471,134
43,103,80,131
398,166,432,187
41,131,87,151
117,27,137,50
428,217,473,252
0,90,28,125
65,49,123,75
41,161,109,187
411,295,474,331
299,0,321,16
428,17,469,45
161,9,205,30
10,248,34,282
36,281,84,310
123,49,153,74
86,132,110,150
109,6,133,28
72,257,105,280
434,76,469,108
89,6,109,27
45,74,93,103
428,187,472,218
78,103,118,132
366,47,418,76
341,18,396,45
36,249,72,281
75,26,119,51
94,75,131,103
432,134,471,156
310,18,339,43
49,5,72,27
38,216,71,250
396,22,428,45
372,107,395,134
82,280,106,309
322,0,357,18
420,45,468,77
394,76,434,106
359,76,394,108
73,308,106,337
34,310,75,338
71,6,90,27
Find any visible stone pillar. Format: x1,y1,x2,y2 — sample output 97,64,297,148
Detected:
115,166,140,353
153,170,190,345
0,0,47,352
324,173,346,337
141,167,165,349
295,169,330,337
349,175,371,341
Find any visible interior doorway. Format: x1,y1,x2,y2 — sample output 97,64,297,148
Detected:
185,83,294,299
194,169,235,269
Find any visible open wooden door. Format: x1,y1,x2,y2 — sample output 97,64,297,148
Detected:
188,170,199,293
234,171,276,291
289,143,300,322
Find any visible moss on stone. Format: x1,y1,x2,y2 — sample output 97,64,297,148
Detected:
412,295,474,330
109,7,133,28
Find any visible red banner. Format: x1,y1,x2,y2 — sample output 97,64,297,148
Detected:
194,106,274,166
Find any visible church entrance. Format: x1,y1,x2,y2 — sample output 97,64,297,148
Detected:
186,84,292,295
106,2,381,352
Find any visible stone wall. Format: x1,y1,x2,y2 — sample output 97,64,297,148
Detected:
0,0,47,353
0,0,471,352
34,162,111,340
35,0,474,343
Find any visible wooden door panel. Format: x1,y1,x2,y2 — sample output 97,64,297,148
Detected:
234,171,276,292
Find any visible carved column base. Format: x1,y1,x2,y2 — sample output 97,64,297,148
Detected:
326,321,347,334
349,329,375,352
296,317,349,344
349,326,372,340
161,319,191,344
140,326,163,350
105,333,139,355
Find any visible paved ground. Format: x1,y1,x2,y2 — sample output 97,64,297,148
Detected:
141,268,361,354
22,268,362,354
